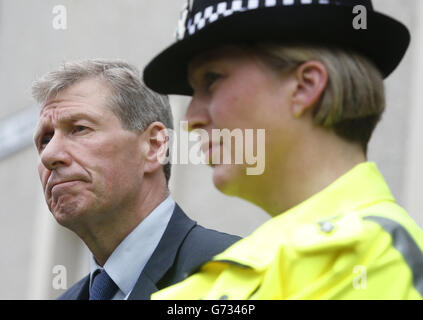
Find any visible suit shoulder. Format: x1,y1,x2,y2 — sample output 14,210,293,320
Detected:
178,224,241,270
186,224,241,252
173,204,241,255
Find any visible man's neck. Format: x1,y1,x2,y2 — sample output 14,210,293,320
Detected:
75,182,169,266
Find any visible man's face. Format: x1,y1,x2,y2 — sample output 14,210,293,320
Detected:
34,78,146,229
186,47,297,198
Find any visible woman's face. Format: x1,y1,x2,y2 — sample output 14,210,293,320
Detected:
185,46,298,199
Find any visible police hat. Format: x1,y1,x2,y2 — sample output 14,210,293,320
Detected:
143,0,410,95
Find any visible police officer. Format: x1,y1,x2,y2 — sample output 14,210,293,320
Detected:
143,0,423,299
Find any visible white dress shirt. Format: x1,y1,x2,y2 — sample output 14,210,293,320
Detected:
89,196,175,300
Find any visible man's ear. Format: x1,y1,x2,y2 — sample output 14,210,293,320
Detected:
141,121,170,174
291,60,328,118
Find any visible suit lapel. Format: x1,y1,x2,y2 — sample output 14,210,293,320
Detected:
75,276,90,300
128,204,196,300
126,273,158,300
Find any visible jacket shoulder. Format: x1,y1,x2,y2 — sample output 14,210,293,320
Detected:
157,220,241,288
183,225,242,260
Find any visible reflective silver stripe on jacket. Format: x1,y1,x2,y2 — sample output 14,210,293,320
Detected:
364,216,423,296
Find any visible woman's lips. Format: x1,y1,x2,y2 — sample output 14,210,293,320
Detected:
202,142,223,166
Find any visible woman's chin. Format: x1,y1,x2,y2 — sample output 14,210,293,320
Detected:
211,163,245,196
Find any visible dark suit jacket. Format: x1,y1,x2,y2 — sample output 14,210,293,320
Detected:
58,203,241,300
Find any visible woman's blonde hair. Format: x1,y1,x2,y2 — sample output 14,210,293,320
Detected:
252,44,386,153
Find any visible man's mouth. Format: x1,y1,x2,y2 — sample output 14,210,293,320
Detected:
52,180,81,190
46,176,87,196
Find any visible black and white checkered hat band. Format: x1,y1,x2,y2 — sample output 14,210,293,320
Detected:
176,0,332,40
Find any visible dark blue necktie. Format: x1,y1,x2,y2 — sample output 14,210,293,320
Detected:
89,269,118,300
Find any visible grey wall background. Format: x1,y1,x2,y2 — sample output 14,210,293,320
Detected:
0,0,421,299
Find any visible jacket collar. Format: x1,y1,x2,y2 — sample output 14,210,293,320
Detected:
212,162,395,270
127,204,196,299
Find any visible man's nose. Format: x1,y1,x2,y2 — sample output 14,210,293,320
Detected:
184,96,211,132
40,133,72,170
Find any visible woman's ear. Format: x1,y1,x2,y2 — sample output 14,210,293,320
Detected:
141,121,170,174
291,60,328,118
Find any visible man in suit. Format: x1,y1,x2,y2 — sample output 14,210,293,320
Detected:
32,59,240,300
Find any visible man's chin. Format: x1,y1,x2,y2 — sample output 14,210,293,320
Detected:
52,207,84,228
50,199,89,229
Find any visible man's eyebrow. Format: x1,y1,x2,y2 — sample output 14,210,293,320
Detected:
57,111,101,124
33,111,101,146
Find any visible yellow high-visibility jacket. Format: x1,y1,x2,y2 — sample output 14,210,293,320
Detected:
153,162,423,300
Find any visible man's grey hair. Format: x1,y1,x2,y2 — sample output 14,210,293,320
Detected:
32,59,174,183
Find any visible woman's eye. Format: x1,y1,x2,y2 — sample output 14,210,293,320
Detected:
204,72,221,90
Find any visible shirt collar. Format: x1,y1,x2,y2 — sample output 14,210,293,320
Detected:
213,162,395,268
89,196,175,297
